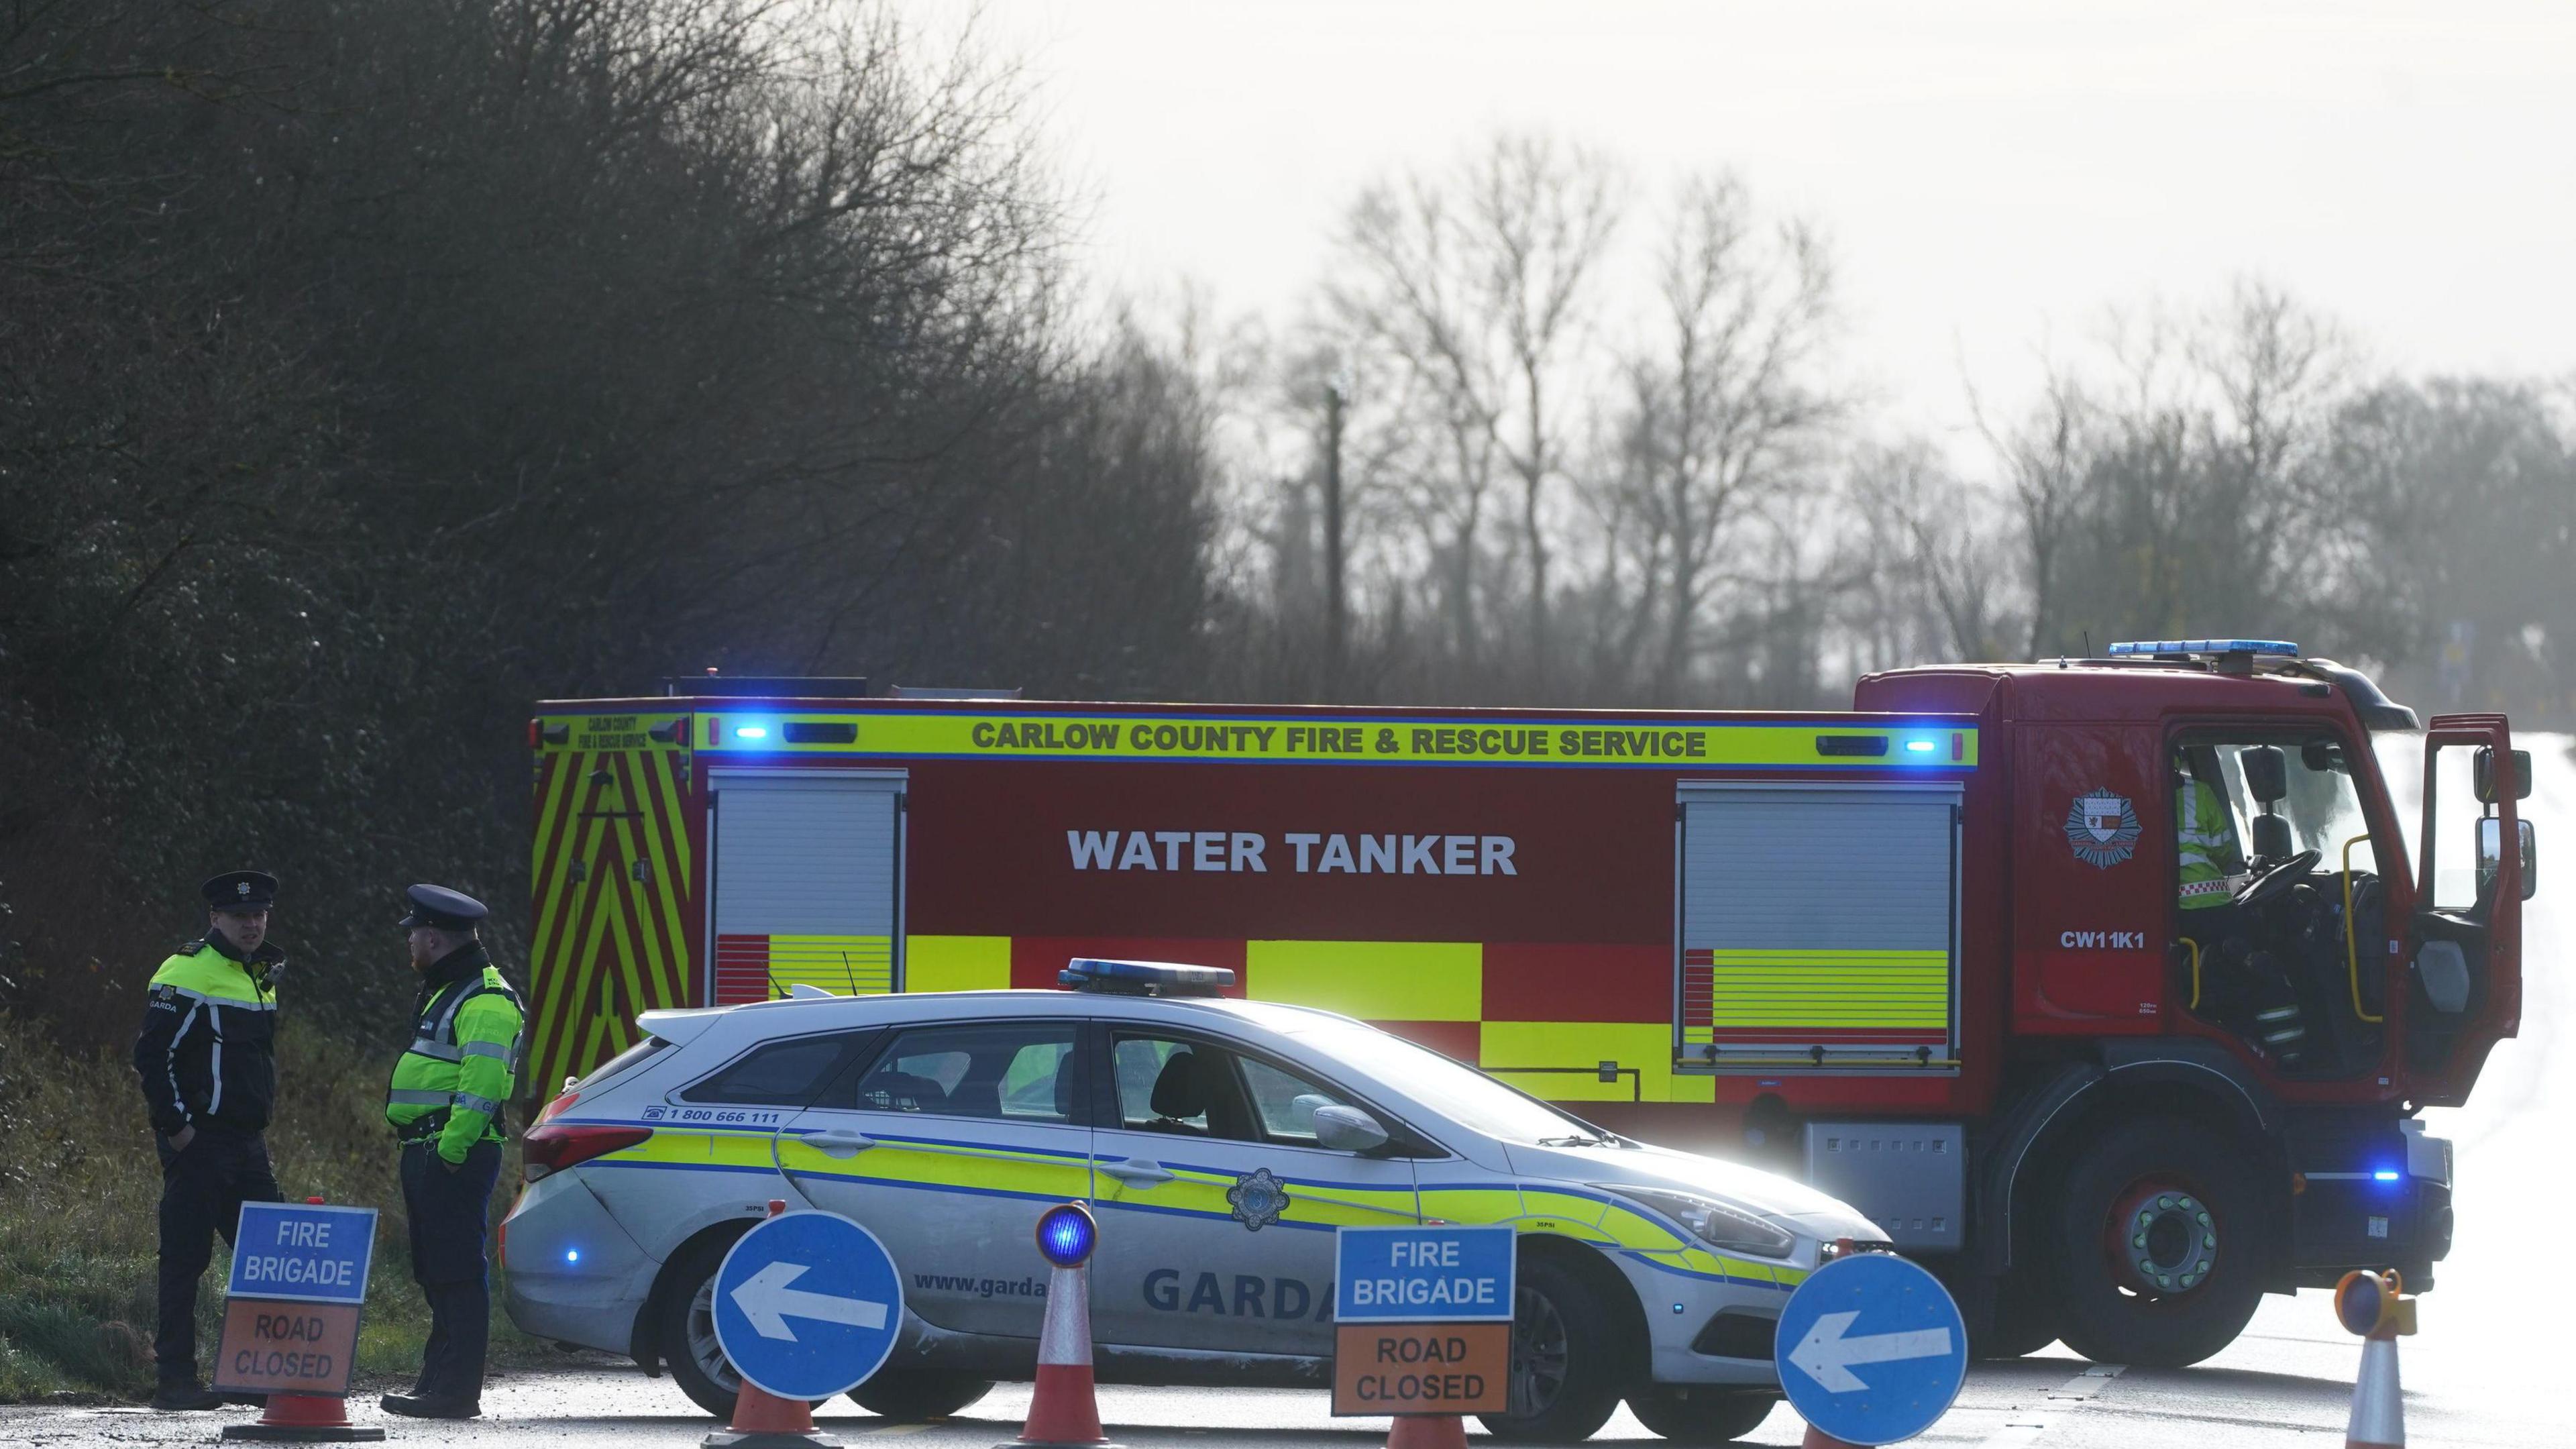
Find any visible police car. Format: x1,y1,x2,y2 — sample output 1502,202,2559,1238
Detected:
501,961,1889,1443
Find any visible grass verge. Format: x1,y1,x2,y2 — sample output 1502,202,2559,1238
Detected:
0,1010,554,1401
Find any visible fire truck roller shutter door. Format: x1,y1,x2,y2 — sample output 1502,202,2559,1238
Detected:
1676,782,1962,1071
708,769,906,1003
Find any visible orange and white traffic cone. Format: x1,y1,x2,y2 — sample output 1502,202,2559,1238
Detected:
2347,1333,2404,1448
997,1222,1120,1449
1383,1412,1468,1449
220,1390,384,1443
704,1201,840,1449
702,1380,839,1449
1799,1427,1864,1449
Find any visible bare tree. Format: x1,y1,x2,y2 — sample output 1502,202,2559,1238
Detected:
1617,172,1838,698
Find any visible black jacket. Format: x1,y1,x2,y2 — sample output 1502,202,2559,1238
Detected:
131,936,283,1138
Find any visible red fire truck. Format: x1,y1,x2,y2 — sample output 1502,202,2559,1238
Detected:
525,639,2530,1368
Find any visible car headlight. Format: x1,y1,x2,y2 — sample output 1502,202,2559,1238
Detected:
1601,1185,1798,1259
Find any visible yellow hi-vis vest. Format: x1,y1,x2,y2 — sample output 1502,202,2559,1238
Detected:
2177,777,2247,911
385,959,525,1163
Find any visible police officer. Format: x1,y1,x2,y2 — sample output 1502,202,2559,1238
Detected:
131,871,288,1411
380,884,525,1421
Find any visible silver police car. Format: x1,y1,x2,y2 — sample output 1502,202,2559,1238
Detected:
501,961,1888,1443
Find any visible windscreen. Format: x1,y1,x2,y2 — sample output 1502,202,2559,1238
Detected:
1287,1021,1599,1144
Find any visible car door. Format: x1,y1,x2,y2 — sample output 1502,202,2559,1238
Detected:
775,1018,1092,1339
1085,1024,1420,1358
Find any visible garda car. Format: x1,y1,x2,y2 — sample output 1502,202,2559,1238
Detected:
501,961,1890,1443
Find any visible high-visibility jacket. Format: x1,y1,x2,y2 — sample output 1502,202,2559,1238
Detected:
2176,777,2247,911
132,938,282,1138
384,947,525,1164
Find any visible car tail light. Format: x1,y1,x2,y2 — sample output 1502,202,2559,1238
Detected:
537,1089,580,1124
522,1121,650,1181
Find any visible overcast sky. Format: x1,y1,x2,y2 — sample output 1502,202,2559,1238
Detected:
935,0,2575,443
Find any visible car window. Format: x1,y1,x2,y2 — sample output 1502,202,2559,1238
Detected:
681,1032,862,1107
1110,1033,1256,1141
837,1022,1081,1122
1238,1057,1350,1146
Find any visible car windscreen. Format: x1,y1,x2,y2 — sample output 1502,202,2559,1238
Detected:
1285,1021,1599,1144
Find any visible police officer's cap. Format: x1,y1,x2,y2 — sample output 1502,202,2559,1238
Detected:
398,883,488,932
202,871,279,912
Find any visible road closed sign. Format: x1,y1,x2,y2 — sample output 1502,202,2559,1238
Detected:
211,1200,378,1399
1332,1225,1515,1417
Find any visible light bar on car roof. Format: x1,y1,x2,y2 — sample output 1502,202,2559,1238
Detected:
2104,639,2300,658
1060,959,1238,997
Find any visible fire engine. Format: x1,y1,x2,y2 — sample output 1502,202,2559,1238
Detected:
525,640,2530,1368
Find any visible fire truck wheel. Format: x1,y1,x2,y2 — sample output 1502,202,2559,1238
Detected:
1477,1253,1626,1444
1626,1385,1779,1442
848,1370,994,1420
2049,1116,2263,1368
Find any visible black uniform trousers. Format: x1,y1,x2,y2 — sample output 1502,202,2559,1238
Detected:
400,1139,502,1401
154,1130,283,1385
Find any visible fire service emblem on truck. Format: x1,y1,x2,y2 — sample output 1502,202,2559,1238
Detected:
2065,789,2142,868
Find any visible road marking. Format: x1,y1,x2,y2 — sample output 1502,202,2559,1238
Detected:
1971,1364,2125,1448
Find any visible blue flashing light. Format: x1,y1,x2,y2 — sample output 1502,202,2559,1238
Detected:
733,724,769,741
2372,1169,2403,1183
1059,957,1238,997
1036,1202,1097,1269
565,1248,581,1263
2104,639,2301,658
1903,739,1936,753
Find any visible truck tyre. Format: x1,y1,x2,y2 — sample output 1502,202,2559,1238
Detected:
655,1235,747,1417
1477,1253,1625,1444
1626,1386,1778,1442
849,1370,994,1420
2048,1116,2263,1368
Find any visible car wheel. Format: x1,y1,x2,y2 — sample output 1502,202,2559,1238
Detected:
1476,1253,1625,1444
1626,1386,1778,1443
656,1235,745,1417
2049,1116,2263,1368
849,1370,993,1421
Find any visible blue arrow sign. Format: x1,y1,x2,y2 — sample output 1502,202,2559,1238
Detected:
1774,1252,1966,1446
712,1211,905,1401
226,1202,376,1305
1335,1225,1515,1324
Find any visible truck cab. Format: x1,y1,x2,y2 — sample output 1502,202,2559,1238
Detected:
1858,639,2528,1364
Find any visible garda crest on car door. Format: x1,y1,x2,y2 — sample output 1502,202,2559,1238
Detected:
1084,1026,1419,1356
774,1018,1093,1339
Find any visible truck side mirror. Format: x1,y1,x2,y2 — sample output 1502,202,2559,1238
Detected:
2302,739,2346,773
2478,818,2537,902
2241,746,2289,805
1311,1104,1391,1154
2475,747,2532,804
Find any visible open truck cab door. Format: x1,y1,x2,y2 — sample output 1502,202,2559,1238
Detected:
2406,720,2529,1106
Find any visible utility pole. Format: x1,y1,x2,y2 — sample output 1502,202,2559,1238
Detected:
1322,376,1347,702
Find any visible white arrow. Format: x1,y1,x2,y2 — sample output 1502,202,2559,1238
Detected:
729,1261,889,1342
1787,1311,1953,1393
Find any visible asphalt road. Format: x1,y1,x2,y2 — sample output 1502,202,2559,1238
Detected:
10,750,2565,1448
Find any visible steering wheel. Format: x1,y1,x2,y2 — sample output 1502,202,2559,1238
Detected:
2233,849,2321,909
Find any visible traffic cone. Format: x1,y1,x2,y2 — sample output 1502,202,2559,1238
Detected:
702,1379,839,1449
1799,1427,1863,1449
2346,1333,2404,1448
996,1257,1120,1449
704,1201,841,1449
219,1391,384,1442
1383,1413,1468,1448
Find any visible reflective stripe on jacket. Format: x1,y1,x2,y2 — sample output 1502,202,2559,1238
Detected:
2176,777,2247,911
131,940,280,1137
385,952,525,1164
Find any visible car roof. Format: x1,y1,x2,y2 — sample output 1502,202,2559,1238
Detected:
639,989,1363,1046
